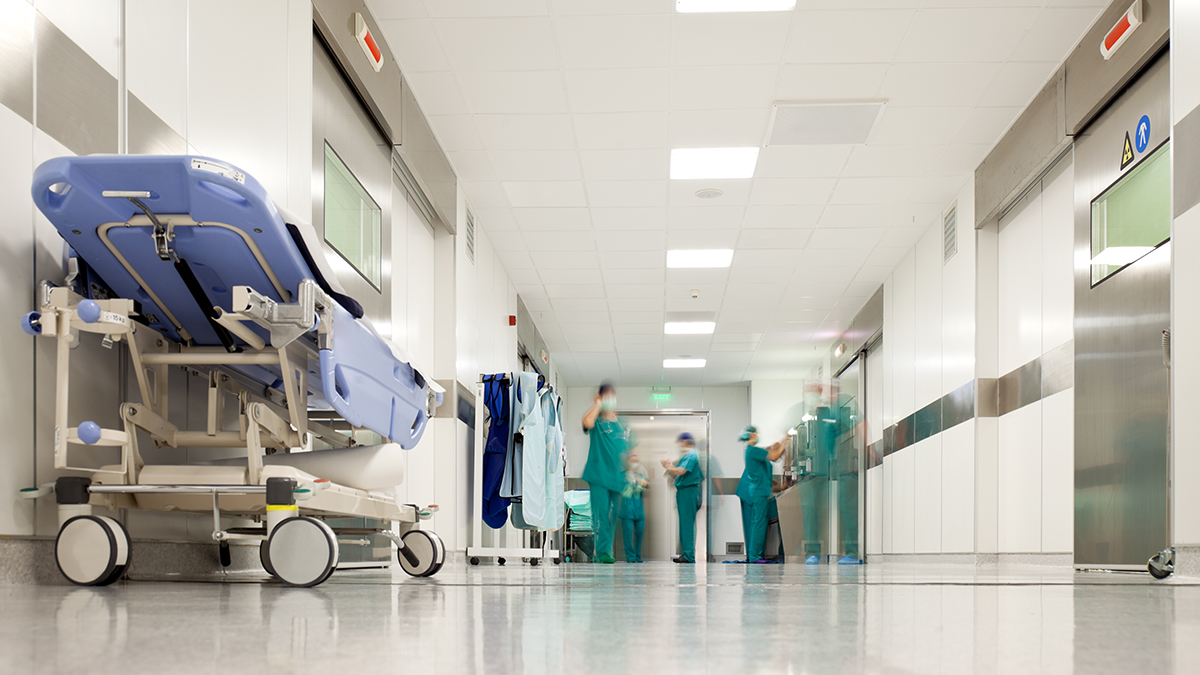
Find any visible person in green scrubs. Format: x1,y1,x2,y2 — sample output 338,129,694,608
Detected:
662,433,703,563
735,426,788,564
619,451,649,563
582,382,635,564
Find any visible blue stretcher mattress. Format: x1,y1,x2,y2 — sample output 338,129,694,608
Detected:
31,155,437,449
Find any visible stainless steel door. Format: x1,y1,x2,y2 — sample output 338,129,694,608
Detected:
1074,51,1170,568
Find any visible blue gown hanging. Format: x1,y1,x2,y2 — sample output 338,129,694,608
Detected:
482,374,512,529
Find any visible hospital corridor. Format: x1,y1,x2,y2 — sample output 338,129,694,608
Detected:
4,0,1200,673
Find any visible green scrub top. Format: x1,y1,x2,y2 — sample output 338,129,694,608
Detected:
735,445,772,500
582,416,632,492
674,450,703,488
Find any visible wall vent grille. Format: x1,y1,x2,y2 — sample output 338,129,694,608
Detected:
465,208,476,265
943,203,958,264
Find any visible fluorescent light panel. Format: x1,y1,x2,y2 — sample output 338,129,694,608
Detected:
665,322,716,335
670,147,759,180
677,0,796,13
664,358,707,368
667,249,734,268
1091,246,1155,266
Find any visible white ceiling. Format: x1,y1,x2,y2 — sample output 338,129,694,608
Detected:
369,0,1106,387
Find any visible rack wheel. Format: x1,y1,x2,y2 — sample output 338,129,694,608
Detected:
55,515,131,586
469,557,480,566
554,558,562,565
1148,551,1174,579
260,543,276,577
264,517,338,587
498,557,506,566
530,558,540,567
398,530,445,577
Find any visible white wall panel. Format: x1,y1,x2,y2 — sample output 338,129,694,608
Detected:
1040,152,1075,353
126,0,187,137
408,200,438,374
1173,205,1200,545
866,346,883,445
976,415,998,553
998,401,1042,553
1041,389,1074,553
913,436,942,553
941,420,975,553
867,465,883,555
882,276,895,429
882,455,894,553
998,186,1043,374
890,449,915,553
37,0,120,76
913,224,943,409
942,184,976,395
892,251,916,420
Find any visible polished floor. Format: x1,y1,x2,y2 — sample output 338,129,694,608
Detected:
3,561,1199,674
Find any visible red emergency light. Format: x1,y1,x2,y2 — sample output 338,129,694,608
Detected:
354,13,385,72
1101,1,1142,61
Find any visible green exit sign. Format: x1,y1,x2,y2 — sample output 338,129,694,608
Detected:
652,393,672,402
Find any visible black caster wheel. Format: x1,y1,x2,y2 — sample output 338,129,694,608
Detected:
55,515,132,586
498,557,506,566
264,516,338,587
1148,551,1174,579
469,557,480,566
219,540,231,567
260,542,276,577
530,558,540,567
398,530,446,577
553,558,562,565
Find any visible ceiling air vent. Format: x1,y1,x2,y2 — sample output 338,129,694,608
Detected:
943,203,957,264
465,208,476,265
766,101,885,146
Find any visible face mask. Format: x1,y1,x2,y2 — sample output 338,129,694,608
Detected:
600,396,617,412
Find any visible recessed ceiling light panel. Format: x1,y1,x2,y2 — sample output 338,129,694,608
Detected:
664,358,707,368
667,249,734,268
665,322,716,335
677,0,796,13
766,101,885,146
670,147,759,180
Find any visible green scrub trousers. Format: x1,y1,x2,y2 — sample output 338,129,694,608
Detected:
590,485,619,559
675,485,700,562
740,496,769,561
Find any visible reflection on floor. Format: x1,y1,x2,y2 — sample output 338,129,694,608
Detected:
4,562,1199,674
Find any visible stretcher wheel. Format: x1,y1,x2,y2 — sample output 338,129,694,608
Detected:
553,558,562,565
530,558,540,567
264,517,338,587
260,543,276,577
397,530,445,577
55,515,131,586
498,557,506,566
469,557,480,566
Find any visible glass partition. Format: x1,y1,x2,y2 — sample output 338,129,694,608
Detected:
323,141,382,289
1090,141,1170,285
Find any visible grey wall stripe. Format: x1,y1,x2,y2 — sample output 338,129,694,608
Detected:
0,0,34,124
35,12,117,156
1174,102,1200,217
869,341,1074,469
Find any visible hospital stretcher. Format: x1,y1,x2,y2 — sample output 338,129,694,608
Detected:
21,155,446,587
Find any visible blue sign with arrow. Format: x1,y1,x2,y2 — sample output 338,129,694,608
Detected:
1135,114,1151,153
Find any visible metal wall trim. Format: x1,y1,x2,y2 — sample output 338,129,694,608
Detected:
998,358,1042,416
976,378,999,418
35,12,117,156
128,93,186,155
1174,102,1200,217
0,0,34,123
1041,340,1075,399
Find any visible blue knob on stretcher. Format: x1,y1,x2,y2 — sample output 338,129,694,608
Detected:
77,421,102,445
20,312,42,336
77,300,101,324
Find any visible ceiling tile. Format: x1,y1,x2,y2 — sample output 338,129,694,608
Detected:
372,1,429,20
513,207,592,230
818,203,943,229
671,65,779,110
502,181,587,207
927,144,990,177
425,1,549,18
877,226,929,249
610,311,665,324
975,61,1058,108
864,247,910,268
555,15,672,69
447,151,496,182
841,145,943,177
475,114,577,150
602,268,665,285
405,71,469,114
853,266,897,284
599,251,666,268
545,284,605,299
507,268,541,285
784,10,914,63
951,107,1020,146
667,206,745,230
573,112,669,149
712,332,762,343
529,251,599,269
613,297,666,311
669,109,770,147
550,0,674,15
596,230,668,251
674,14,792,66
378,20,449,72
540,268,602,284
664,268,730,285
894,9,1040,63
521,229,596,251
774,63,890,100
473,206,518,231
868,107,972,146
613,322,665,334
565,68,671,113
755,146,852,179
436,17,558,71
669,180,753,206
591,207,668,230
586,180,669,207
749,178,837,205
798,247,871,268
792,266,860,284
607,284,666,299
808,227,884,249
829,176,964,205
462,181,511,208
497,249,536,269
742,205,823,229
665,297,721,312
456,70,568,114
877,63,1002,108
737,229,813,249
732,249,805,268
665,229,740,249
489,150,582,181
579,149,669,181
717,320,772,333
1009,7,1104,63
428,115,486,150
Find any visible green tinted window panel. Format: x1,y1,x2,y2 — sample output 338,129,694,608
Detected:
1091,141,1170,285
323,142,382,289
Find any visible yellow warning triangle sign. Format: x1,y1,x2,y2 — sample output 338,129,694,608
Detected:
1121,131,1134,169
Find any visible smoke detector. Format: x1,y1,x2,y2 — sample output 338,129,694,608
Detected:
695,188,723,199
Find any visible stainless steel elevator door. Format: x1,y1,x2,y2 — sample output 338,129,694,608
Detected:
1073,51,1170,569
